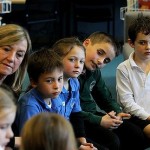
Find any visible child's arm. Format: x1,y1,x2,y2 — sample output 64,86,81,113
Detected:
15,137,21,148
78,137,97,150
70,112,85,138
116,64,150,120
17,104,41,134
6,137,21,149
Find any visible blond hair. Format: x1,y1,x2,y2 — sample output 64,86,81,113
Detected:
1,24,32,95
0,84,16,116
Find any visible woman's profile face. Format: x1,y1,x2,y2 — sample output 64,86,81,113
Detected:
0,39,27,78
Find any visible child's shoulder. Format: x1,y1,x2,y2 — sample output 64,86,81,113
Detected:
18,88,39,105
117,59,130,72
69,78,79,88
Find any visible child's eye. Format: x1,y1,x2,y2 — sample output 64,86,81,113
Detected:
138,41,147,45
46,79,53,83
97,49,104,56
69,58,75,62
58,77,63,82
104,58,111,64
80,60,85,64
0,124,9,130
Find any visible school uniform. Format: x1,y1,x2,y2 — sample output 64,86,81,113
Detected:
78,67,147,150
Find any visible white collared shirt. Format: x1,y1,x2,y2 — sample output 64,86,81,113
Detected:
116,52,150,120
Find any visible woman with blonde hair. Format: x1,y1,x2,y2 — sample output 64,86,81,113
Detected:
0,24,31,96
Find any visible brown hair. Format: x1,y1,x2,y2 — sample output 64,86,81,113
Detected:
21,113,77,150
27,48,63,83
87,31,119,56
52,37,85,58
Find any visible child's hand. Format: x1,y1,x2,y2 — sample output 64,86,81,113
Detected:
117,112,131,120
79,143,97,150
100,111,123,129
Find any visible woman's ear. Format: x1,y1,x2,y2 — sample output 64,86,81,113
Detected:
128,39,135,48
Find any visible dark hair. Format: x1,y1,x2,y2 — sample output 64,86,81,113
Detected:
128,14,150,43
86,31,119,56
27,48,63,82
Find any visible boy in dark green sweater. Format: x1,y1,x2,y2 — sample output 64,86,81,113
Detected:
78,31,147,150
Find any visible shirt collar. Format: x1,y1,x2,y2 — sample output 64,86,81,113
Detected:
129,52,138,68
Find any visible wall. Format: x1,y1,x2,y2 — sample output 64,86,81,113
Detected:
77,0,127,43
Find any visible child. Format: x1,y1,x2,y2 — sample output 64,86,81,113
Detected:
78,31,147,150
14,48,64,135
52,37,98,150
20,112,77,150
0,84,16,150
116,15,150,147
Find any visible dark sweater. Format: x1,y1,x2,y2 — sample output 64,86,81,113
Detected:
78,68,122,125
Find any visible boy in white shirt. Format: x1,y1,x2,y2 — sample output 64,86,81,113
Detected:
116,14,150,147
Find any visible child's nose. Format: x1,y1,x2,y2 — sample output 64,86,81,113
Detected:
53,81,59,89
75,61,80,67
97,58,104,65
147,42,150,49
6,127,14,139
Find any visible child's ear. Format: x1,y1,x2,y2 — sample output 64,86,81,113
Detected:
128,39,135,48
30,78,37,88
83,39,90,47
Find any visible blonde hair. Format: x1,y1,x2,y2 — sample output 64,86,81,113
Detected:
1,24,32,95
21,113,77,150
0,84,16,116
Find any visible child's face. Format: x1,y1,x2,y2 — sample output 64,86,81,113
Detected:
62,46,85,78
0,109,16,150
129,32,150,61
35,68,63,99
83,39,116,71
0,39,27,78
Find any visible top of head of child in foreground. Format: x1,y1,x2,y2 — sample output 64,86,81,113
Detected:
52,37,85,78
0,84,16,150
27,48,64,98
20,112,77,150
128,14,150,43
0,24,32,95
82,31,119,70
